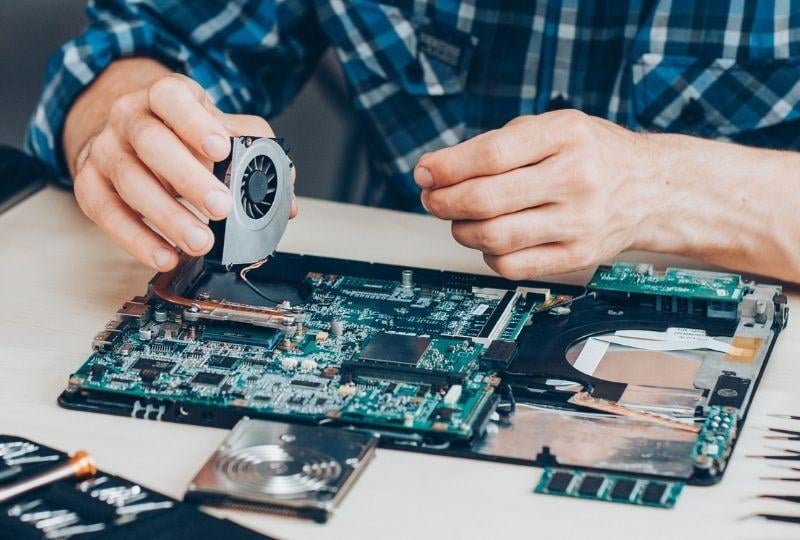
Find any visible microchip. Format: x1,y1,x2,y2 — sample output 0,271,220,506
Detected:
610,479,637,501
546,471,574,493
291,380,322,388
640,482,667,504
315,398,328,407
358,333,432,367
480,340,517,370
206,355,239,369
139,369,160,383
89,364,107,381
192,372,225,386
132,357,175,372
577,475,605,496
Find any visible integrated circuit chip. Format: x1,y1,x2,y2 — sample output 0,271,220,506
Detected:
546,471,574,493
577,475,605,496
192,372,226,386
132,357,175,372
341,333,470,385
206,355,239,369
359,333,431,367
609,479,637,501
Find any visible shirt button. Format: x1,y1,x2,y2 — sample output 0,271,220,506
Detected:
547,95,572,111
680,99,705,126
405,62,424,83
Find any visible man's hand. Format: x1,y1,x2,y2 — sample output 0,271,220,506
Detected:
415,110,658,279
65,61,295,271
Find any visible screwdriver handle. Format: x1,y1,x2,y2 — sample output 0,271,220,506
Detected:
0,450,96,504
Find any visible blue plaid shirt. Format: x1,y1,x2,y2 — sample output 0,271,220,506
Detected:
26,0,800,210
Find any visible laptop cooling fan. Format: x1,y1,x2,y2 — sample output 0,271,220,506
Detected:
208,136,293,266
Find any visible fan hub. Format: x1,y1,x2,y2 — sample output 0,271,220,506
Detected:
245,170,270,204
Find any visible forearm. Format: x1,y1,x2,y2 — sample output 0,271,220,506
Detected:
636,134,800,282
63,57,170,177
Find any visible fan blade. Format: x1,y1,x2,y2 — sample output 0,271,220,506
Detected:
252,203,265,218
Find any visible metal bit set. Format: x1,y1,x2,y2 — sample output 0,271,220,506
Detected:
0,436,266,540
744,414,800,525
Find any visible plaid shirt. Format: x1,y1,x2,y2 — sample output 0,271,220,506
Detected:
26,0,800,210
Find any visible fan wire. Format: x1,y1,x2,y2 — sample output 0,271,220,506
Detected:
239,258,283,305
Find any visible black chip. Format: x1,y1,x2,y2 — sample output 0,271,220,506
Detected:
89,364,107,380
139,369,160,383
546,471,574,493
191,372,225,386
206,355,239,369
315,398,328,406
386,382,397,394
435,408,454,421
577,475,605,496
480,340,517,369
132,357,175,372
358,333,432,366
291,380,322,388
610,479,637,500
640,482,667,504
288,395,306,405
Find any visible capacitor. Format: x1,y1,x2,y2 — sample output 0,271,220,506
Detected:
403,413,415,428
331,320,345,337
153,306,168,323
301,359,317,371
137,328,152,341
183,307,200,322
401,269,414,288
281,357,298,370
443,384,463,406
337,384,356,397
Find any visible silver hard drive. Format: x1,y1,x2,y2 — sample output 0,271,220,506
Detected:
185,418,378,522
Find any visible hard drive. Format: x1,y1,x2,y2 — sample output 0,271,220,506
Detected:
185,418,378,522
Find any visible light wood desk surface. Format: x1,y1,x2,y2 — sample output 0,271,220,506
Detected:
1,187,798,539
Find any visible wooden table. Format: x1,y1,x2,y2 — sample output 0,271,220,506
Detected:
1,187,799,539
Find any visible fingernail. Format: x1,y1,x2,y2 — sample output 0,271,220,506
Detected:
153,247,173,269
185,226,211,251
414,166,433,187
204,189,232,218
202,134,229,160
420,191,430,212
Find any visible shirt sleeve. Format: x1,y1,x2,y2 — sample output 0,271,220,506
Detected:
25,0,327,179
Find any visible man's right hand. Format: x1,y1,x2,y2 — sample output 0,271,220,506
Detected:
65,61,289,271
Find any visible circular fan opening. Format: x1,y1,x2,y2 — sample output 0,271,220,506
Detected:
241,154,278,219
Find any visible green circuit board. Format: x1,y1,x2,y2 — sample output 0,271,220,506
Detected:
588,262,745,302
69,271,544,440
535,468,684,509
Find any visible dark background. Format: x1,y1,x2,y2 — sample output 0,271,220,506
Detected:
0,0,368,202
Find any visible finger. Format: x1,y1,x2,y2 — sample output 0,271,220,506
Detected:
221,113,276,138
421,159,562,220
414,112,570,188
147,74,231,162
108,154,215,256
483,242,595,280
115,111,232,220
451,205,564,256
73,162,178,271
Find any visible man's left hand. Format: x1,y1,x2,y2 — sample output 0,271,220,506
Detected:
415,110,659,279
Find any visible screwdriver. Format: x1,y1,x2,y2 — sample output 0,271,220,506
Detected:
0,450,96,504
